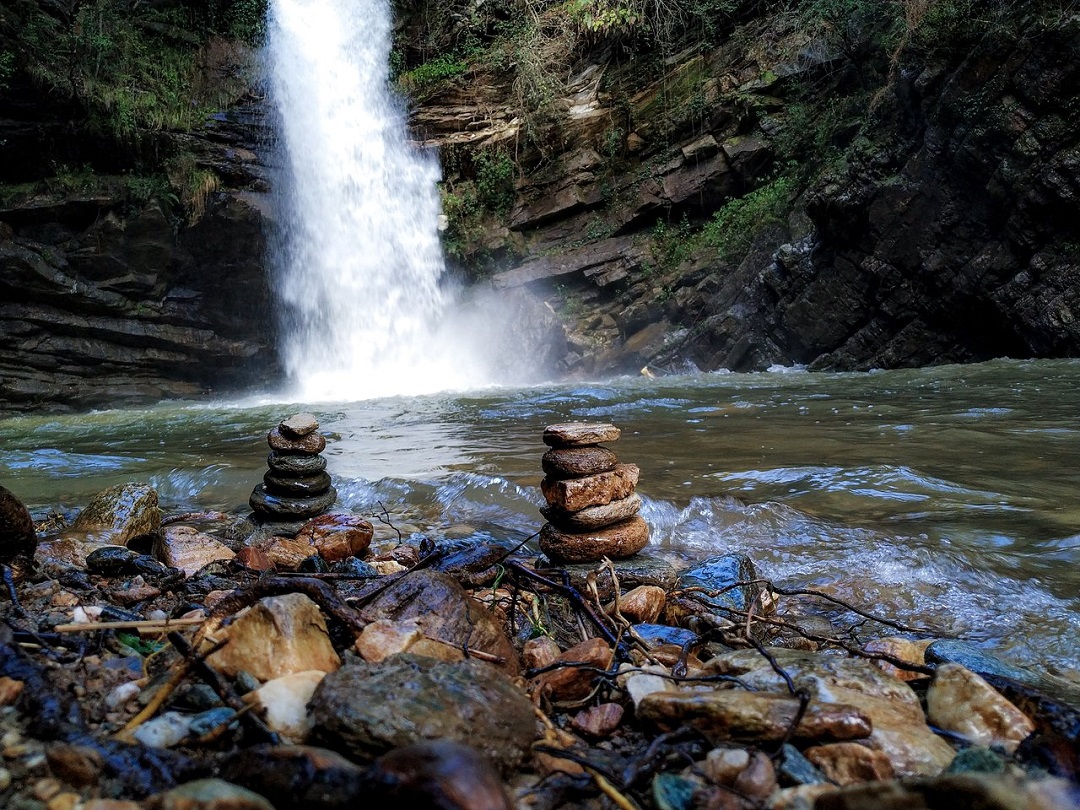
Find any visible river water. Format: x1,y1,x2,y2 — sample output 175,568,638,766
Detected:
1,359,1078,675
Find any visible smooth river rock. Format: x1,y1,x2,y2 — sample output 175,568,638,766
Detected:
308,655,536,774
267,426,327,455
541,446,619,477
542,422,621,448
665,553,763,626
926,663,1035,754
69,483,161,546
540,463,640,512
0,485,36,562
263,470,334,496
155,525,235,578
707,648,956,776
637,689,873,744
538,515,649,563
295,513,373,562
267,451,328,477
279,412,319,438
249,484,337,520
541,492,643,531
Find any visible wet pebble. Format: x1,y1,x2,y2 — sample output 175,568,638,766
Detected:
133,712,192,748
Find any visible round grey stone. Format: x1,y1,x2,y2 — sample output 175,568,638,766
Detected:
263,470,332,496
249,484,337,520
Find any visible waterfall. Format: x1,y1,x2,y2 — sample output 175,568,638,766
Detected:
265,0,491,400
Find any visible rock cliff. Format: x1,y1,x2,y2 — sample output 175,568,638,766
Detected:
406,2,1080,377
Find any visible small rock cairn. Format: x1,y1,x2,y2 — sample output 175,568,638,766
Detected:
538,422,649,564
249,413,337,522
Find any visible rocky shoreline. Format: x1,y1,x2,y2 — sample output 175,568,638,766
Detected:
0,419,1078,810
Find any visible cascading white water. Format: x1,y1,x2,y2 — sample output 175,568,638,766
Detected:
265,0,492,400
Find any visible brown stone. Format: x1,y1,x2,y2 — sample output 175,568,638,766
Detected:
531,638,613,702
0,676,25,706
541,446,619,477
607,584,665,624
295,513,373,562
572,703,625,737
260,536,317,570
354,619,425,664
206,592,341,681
804,743,895,785
731,751,777,799
541,492,643,531
522,636,561,671
155,526,235,578
45,744,103,788
235,546,274,571
926,663,1035,754
279,413,319,438
863,637,932,682
542,422,621,448
539,516,649,563
69,483,161,546
637,690,873,745
541,464,639,512
267,427,326,454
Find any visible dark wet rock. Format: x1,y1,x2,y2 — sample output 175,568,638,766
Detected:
665,553,763,626
360,569,519,675
542,422,621,448
279,413,319,439
539,552,679,600
0,485,35,562
631,623,699,650
330,557,381,578
777,742,831,786
267,427,327,455
372,740,513,810
249,485,337,520
426,539,516,587
86,545,140,576
267,452,328,477
945,747,1008,775
925,640,1036,685
541,446,619,477
69,483,162,546
218,745,373,810
263,470,333,496
539,515,650,563
307,655,536,774
541,491,643,531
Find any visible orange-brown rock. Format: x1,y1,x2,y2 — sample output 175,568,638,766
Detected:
542,422,621,448
155,525,235,578
261,536,318,570
279,413,319,438
541,446,619,477
804,742,895,785
539,516,649,563
637,690,873,745
522,636,561,671
541,464,639,512
863,637,932,682
926,663,1035,754
295,513,373,562
531,637,613,702
572,703,624,737
235,546,274,571
267,427,326,454
541,492,643,531
606,584,665,624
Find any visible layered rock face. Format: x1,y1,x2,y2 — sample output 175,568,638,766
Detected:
0,97,279,413
410,9,1080,376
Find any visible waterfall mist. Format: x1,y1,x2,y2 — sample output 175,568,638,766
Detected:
264,0,497,400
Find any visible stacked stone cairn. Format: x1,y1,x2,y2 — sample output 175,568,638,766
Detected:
538,422,649,564
249,413,337,522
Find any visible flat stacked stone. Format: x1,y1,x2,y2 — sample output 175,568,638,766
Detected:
250,413,337,521
538,422,649,564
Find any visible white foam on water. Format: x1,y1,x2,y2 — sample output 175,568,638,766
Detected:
265,0,494,400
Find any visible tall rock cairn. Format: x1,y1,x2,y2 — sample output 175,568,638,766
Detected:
249,413,337,522
538,422,649,564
